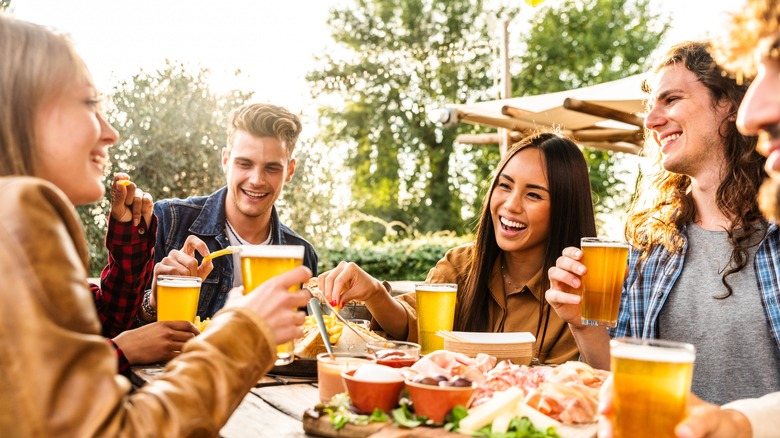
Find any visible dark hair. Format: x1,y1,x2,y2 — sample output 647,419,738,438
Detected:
455,132,597,332
628,41,766,298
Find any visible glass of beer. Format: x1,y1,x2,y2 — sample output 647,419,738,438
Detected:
415,283,457,355
580,237,629,327
239,245,305,366
156,275,202,322
610,338,696,438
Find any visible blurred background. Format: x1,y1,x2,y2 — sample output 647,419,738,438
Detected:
7,0,739,279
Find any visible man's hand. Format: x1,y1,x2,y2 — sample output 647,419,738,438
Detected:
112,321,200,364
150,235,214,309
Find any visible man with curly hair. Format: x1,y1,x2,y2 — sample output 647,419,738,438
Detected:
547,38,780,408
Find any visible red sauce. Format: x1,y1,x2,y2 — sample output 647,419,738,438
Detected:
375,350,417,368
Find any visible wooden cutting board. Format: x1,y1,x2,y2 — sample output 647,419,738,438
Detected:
302,410,463,437
302,409,595,438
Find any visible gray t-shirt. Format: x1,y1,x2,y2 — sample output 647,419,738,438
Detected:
659,223,780,405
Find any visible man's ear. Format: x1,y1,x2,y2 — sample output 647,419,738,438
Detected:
221,148,230,174
286,158,296,183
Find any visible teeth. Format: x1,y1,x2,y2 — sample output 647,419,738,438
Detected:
660,133,681,146
243,189,266,199
91,155,107,167
501,217,526,229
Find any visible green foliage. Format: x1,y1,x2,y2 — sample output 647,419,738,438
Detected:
0,0,11,11
307,0,515,241
514,0,668,223
78,63,251,276
318,232,472,280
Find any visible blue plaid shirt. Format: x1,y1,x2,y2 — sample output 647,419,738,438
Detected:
609,223,780,351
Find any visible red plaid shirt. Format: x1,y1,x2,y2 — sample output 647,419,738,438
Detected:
89,216,157,374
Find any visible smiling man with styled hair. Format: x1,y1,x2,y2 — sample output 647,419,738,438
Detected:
140,103,318,322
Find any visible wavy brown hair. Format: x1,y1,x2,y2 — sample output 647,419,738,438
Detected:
626,41,766,298
455,132,596,333
714,0,780,80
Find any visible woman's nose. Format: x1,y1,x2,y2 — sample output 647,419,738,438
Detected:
100,113,119,146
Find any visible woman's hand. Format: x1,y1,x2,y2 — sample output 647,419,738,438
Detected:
109,173,153,232
236,266,312,346
545,246,588,325
113,321,200,364
317,261,387,307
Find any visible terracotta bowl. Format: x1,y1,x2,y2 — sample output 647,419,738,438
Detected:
341,368,405,413
405,379,476,423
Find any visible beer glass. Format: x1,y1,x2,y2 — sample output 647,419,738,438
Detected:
240,245,305,366
580,237,629,327
415,283,457,355
610,338,696,438
156,275,202,322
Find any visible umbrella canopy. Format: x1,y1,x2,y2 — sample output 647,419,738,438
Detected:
438,74,651,154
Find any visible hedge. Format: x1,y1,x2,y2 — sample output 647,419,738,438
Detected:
316,232,473,281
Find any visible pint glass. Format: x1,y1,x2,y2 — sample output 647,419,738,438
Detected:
610,338,696,438
415,283,457,355
240,245,305,366
157,275,202,322
580,237,629,327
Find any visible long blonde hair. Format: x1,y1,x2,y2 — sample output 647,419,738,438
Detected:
0,14,90,176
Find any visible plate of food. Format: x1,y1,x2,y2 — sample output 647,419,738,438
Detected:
270,309,386,377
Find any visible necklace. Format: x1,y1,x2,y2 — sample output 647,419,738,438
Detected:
225,220,249,246
501,262,522,292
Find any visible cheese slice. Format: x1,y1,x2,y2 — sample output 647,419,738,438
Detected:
458,387,525,434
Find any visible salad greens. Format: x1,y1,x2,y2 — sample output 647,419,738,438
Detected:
474,417,561,438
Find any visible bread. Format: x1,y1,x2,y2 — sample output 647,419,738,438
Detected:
294,317,385,359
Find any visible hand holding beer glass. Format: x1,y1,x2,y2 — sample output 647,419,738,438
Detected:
156,275,202,322
240,245,305,366
580,237,629,328
610,338,696,438
415,283,457,355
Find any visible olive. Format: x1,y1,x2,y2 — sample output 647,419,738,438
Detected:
432,374,448,383
447,376,473,387
413,375,440,386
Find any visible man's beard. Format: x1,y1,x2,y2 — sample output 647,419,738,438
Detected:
759,177,780,223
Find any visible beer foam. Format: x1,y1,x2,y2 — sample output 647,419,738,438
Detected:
239,244,305,259
157,277,201,288
611,342,695,363
581,239,629,248
415,283,457,292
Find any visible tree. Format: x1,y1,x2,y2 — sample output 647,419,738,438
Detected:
514,0,668,224
0,0,11,11
77,62,251,275
307,0,515,241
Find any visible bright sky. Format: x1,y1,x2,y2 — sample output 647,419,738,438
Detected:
11,0,741,115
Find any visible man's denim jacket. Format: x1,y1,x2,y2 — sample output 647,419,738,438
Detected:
151,186,318,318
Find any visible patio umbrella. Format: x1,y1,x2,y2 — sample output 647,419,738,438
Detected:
431,73,650,155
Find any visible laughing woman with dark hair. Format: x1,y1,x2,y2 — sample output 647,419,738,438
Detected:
319,132,597,364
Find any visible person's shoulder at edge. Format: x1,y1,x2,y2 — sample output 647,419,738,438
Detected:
0,176,77,224
425,241,475,284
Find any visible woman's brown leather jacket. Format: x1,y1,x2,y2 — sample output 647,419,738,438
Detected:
0,177,276,437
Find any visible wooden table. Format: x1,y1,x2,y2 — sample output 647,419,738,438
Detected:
130,365,320,437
